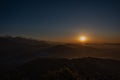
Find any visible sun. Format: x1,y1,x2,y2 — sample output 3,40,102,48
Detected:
79,36,87,42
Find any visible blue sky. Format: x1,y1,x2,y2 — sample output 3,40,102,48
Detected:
0,0,120,43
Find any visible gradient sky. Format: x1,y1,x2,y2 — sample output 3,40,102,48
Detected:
0,0,120,43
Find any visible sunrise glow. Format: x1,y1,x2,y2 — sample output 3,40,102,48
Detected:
79,36,87,42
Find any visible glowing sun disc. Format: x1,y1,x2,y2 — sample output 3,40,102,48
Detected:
79,36,87,42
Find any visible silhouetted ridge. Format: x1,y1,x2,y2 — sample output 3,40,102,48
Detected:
14,57,120,80
0,36,50,47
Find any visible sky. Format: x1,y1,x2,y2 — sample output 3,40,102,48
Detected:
0,0,120,43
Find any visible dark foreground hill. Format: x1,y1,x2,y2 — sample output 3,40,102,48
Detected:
1,58,120,80
0,36,120,80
